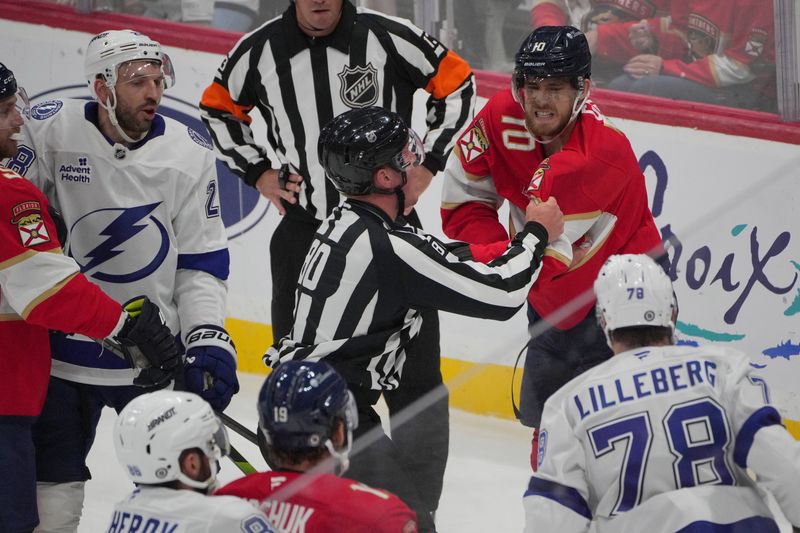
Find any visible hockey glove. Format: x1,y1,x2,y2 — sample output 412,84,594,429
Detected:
184,325,239,411
113,296,181,388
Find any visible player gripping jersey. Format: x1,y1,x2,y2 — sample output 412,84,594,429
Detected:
4,30,238,531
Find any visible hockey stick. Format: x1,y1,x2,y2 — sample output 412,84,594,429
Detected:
94,338,259,474
218,410,260,446
225,441,258,475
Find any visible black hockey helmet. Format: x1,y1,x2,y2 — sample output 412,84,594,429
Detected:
513,25,591,95
258,360,358,453
0,63,18,101
0,62,29,131
318,106,424,196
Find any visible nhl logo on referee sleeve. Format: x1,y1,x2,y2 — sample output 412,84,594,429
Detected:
10,200,51,247
338,64,379,108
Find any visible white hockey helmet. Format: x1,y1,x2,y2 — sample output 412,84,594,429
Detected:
114,390,230,490
84,29,175,100
594,254,677,346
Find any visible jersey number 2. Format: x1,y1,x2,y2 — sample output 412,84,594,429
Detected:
588,397,733,516
205,180,220,218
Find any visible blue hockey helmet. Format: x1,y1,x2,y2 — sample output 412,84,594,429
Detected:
258,360,358,453
514,25,591,82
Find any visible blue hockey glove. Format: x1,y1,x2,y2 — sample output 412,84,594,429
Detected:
183,325,239,410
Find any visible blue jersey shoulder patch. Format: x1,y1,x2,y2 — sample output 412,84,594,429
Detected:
187,127,213,150
30,100,63,120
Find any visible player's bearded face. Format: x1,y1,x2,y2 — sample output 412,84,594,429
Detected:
0,94,26,159
114,61,165,137
521,77,579,141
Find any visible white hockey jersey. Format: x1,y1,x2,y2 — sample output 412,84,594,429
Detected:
524,344,800,532
107,486,276,533
10,99,229,385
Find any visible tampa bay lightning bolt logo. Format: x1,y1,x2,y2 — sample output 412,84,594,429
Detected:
67,202,169,283
30,100,63,120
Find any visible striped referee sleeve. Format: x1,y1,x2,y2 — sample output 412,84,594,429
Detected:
361,12,475,172
389,222,547,320
200,30,275,186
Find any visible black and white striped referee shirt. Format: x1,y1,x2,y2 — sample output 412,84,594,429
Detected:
200,1,475,221
265,200,548,391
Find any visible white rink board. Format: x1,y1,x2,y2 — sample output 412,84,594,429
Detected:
3,19,799,417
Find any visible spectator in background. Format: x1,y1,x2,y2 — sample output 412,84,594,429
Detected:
213,0,259,32
588,0,776,111
532,0,672,84
531,0,671,32
123,0,215,25
530,0,591,29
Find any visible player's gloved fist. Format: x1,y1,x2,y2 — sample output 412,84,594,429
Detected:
183,325,239,411
114,296,180,388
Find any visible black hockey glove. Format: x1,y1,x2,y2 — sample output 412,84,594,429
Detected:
112,296,181,388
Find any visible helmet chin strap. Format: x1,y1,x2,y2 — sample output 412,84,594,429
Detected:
370,168,408,219
531,87,590,146
323,429,353,476
395,170,408,218
100,87,147,145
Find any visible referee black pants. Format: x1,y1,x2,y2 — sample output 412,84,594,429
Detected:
269,212,449,518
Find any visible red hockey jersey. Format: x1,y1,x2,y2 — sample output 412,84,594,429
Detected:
216,470,418,533
0,168,122,416
441,89,661,329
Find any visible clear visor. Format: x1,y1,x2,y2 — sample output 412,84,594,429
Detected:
343,390,359,431
0,87,29,130
515,76,580,104
208,417,231,459
15,87,30,120
390,128,425,172
116,55,175,91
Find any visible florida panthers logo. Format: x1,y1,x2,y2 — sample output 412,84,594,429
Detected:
67,202,170,283
10,200,51,247
338,64,379,108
